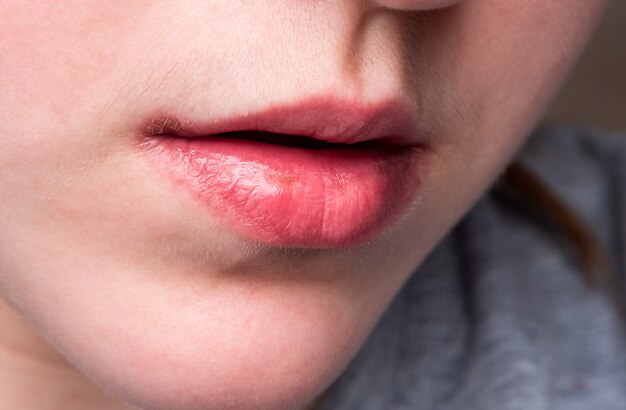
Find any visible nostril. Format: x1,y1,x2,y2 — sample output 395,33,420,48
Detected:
374,0,462,11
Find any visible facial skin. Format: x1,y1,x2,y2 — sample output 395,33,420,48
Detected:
0,1,607,409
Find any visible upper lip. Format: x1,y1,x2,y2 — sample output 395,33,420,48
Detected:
141,95,422,146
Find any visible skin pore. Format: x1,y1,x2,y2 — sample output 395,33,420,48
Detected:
0,1,607,409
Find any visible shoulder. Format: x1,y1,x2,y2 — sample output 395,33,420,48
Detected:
515,125,626,222
519,125,626,174
512,125,626,288
518,125,626,190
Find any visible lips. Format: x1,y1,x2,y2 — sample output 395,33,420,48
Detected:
138,96,429,248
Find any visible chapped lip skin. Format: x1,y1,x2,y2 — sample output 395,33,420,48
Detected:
138,96,430,248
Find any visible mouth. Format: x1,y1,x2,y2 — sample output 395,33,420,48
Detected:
137,96,430,248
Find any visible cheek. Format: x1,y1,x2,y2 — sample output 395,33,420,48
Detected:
0,2,149,227
2,3,117,116
419,0,606,172
392,0,607,258
461,0,605,129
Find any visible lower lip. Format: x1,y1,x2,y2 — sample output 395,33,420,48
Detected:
140,135,428,248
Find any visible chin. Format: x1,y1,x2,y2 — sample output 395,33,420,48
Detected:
67,313,346,410
101,357,328,410
37,266,376,410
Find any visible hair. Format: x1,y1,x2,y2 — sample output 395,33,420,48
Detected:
495,161,624,318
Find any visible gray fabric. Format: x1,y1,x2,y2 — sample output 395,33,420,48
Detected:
319,127,626,410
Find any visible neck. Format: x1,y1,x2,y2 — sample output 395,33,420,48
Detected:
0,298,136,409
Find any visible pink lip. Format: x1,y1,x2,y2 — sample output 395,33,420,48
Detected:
138,96,430,248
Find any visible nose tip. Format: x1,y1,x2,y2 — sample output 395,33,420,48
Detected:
372,0,462,11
